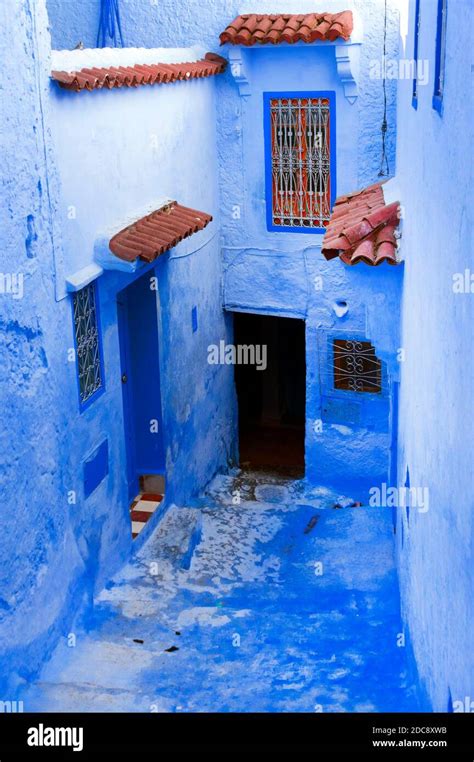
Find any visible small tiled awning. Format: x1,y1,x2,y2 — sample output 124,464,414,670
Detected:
220,12,353,46
51,53,226,92
109,202,212,262
321,182,401,266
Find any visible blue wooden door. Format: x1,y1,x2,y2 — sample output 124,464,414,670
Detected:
117,271,165,501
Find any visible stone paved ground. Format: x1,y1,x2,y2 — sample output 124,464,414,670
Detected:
23,471,425,712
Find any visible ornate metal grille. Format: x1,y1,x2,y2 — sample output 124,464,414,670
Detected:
270,97,331,228
73,283,103,405
333,339,382,394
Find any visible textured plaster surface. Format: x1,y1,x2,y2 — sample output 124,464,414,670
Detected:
23,471,425,712
0,0,236,694
0,0,91,694
44,0,403,487
45,0,398,188
394,0,474,711
48,62,237,508
5,0,471,713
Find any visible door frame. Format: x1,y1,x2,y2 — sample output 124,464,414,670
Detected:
117,292,138,501
117,268,165,502
231,308,307,474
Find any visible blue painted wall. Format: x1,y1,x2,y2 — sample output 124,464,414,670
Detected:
45,0,399,184
48,47,236,506
9,0,469,710
0,0,93,695
395,0,473,711
214,11,401,489
44,4,403,486
0,2,235,696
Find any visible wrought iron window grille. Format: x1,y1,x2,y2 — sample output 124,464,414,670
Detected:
72,283,103,407
269,96,331,229
333,339,382,394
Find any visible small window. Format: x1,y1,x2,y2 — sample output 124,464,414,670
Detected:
333,339,382,394
72,282,104,408
265,93,334,232
433,0,448,113
412,0,421,108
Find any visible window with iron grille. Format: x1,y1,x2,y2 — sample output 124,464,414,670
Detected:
72,282,104,408
265,93,334,231
333,339,382,394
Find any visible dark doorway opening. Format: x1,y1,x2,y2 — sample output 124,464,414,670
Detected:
233,312,306,476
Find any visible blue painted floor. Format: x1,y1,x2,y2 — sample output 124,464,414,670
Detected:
24,471,425,712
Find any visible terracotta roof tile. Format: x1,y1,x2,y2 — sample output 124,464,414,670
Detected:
322,182,401,266
109,202,212,263
51,53,226,92
220,12,353,46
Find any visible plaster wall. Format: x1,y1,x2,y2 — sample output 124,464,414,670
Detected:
0,3,236,694
0,0,91,693
395,0,473,711
44,2,403,486
218,36,401,488
45,0,399,185
48,53,236,513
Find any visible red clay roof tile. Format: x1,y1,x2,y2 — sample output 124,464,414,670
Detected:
322,182,401,266
109,201,212,263
51,52,227,92
220,12,353,46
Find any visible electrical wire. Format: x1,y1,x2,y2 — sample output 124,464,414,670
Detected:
97,0,124,48
378,0,390,177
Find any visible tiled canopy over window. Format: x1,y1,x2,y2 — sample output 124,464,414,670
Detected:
219,14,353,232
219,12,353,45
322,183,401,266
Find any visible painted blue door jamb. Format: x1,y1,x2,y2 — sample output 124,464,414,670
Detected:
117,271,165,502
117,294,138,501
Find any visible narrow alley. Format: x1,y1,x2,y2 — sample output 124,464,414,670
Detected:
25,471,424,713
1,0,472,747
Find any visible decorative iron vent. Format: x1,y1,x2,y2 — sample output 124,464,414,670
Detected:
333,339,382,394
270,96,331,229
72,283,103,406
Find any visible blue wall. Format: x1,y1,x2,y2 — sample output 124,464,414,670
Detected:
0,0,91,694
395,0,473,710
45,0,399,185
44,0,403,486
48,46,236,507
0,2,235,695
215,15,401,489
8,0,470,711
